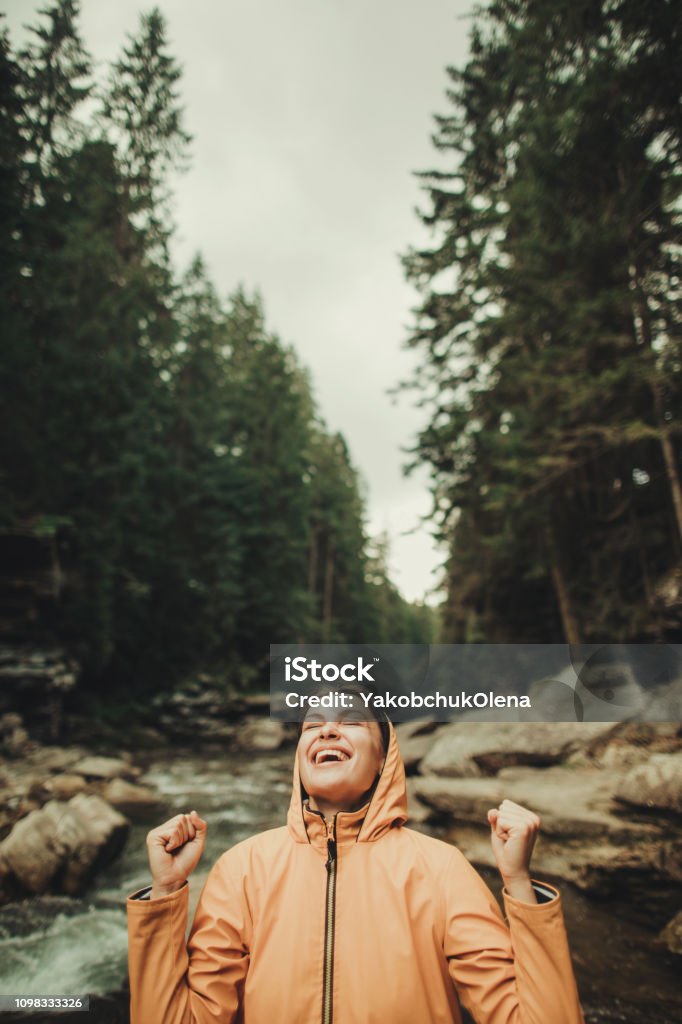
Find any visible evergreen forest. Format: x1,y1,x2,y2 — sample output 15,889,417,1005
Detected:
1,0,681,715
0,1,433,704
403,0,682,644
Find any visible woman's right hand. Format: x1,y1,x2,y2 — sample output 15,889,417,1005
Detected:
146,810,208,899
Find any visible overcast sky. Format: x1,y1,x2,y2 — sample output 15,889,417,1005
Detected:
4,0,474,603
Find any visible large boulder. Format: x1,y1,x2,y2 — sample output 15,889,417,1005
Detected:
414,763,678,914
614,753,682,814
420,722,614,777
100,778,162,817
580,721,682,762
236,717,288,752
70,755,136,781
0,794,129,896
575,840,682,920
43,774,87,800
412,764,660,841
447,825,679,915
0,810,62,892
660,911,682,955
27,745,85,774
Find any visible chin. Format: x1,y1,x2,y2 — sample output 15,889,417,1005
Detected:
308,782,348,802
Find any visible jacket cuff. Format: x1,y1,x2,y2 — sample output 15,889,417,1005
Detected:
129,885,152,901
127,881,188,906
530,881,557,904
502,878,560,910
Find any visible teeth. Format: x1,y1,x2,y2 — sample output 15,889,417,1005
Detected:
315,748,349,765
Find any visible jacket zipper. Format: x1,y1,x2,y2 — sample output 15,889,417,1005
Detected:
322,815,337,1024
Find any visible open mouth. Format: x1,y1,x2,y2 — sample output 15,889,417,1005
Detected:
313,747,351,766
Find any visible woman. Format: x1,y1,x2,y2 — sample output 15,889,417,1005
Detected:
127,703,584,1023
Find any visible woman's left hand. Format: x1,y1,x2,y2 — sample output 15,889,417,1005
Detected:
487,799,541,892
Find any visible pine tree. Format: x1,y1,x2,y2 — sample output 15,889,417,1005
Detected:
99,7,190,265
305,429,376,643
17,0,91,186
403,0,682,642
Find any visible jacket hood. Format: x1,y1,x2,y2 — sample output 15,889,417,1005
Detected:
287,719,408,846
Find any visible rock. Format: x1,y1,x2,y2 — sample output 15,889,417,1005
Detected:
575,839,682,913
100,778,161,816
0,713,23,732
395,719,442,773
0,806,60,893
397,732,438,774
197,721,238,741
442,826,679,920
413,762,682,920
614,753,682,814
413,765,660,841
420,722,614,777
595,744,651,771
1,725,30,756
236,718,287,752
0,711,31,755
70,756,133,780
582,721,682,761
647,723,682,753
405,778,432,825
0,803,21,843
0,795,129,896
153,707,235,742
43,774,87,800
53,796,129,894
660,911,682,955
394,718,440,741
129,726,165,747
239,693,272,711
0,642,79,742
412,774,493,820
23,746,84,774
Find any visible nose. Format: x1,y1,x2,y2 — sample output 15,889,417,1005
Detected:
317,720,341,738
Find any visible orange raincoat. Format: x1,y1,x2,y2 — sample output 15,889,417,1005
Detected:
127,725,584,1023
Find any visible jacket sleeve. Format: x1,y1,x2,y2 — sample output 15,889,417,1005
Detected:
127,854,251,1024
442,848,584,1024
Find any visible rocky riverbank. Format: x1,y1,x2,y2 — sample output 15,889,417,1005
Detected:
398,719,682,953
0,697,294,905
0,736,156,902
1,709,681,1024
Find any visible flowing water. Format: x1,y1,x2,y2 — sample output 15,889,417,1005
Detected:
0,749,293,1023
0,748,680,1023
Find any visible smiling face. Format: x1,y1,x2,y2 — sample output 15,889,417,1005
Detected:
297,708,386,818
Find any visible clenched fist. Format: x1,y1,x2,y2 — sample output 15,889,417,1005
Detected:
146,810,208,900
487,799,541,904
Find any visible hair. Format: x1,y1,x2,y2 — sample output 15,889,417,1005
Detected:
296,681,391,753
